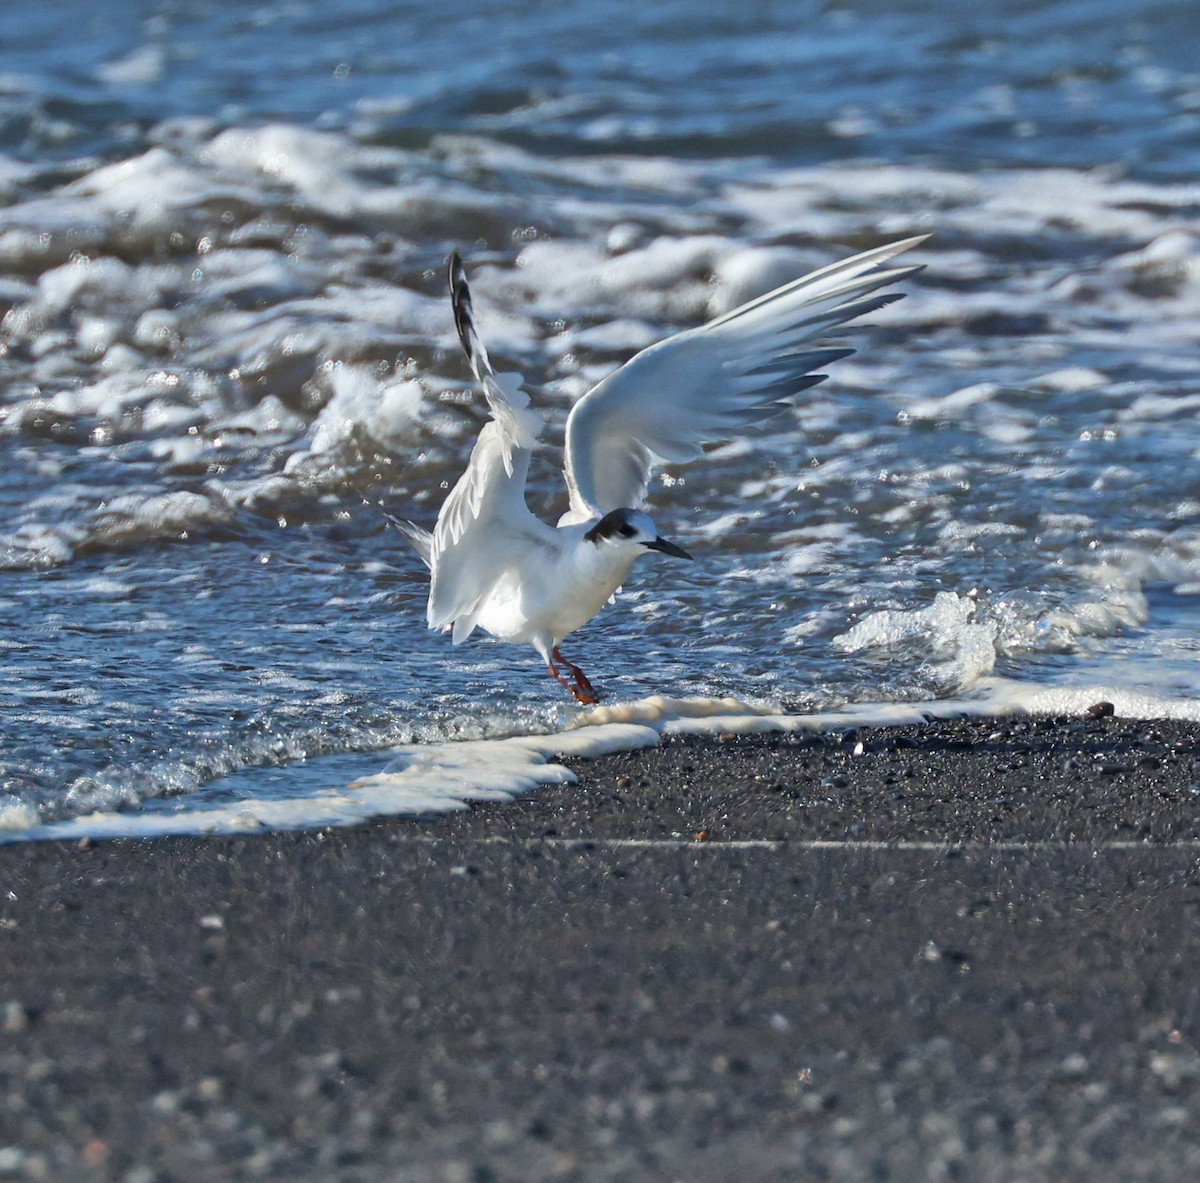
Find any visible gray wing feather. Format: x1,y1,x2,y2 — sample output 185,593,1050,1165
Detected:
560,236,927,522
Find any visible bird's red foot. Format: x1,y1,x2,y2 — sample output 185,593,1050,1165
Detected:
549,648,600,705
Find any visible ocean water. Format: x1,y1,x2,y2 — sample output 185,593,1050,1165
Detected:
3,0,1200,836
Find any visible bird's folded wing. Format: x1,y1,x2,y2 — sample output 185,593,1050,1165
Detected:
559,235,927,523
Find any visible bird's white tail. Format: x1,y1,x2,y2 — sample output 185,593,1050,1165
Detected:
393,518,433,569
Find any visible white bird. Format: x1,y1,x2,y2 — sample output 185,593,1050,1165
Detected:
398,236,926,703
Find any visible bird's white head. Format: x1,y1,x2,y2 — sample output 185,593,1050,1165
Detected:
583,508,693,560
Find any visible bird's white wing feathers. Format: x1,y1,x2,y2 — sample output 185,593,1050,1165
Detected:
446,253,543,474
426,254,550,641
427,425,549,641
560,235,927,523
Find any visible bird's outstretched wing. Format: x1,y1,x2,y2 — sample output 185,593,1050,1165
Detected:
559,236,927,524
426,253,551,642
446,251,543,475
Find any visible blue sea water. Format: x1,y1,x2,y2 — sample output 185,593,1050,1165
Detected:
2,0,1200,831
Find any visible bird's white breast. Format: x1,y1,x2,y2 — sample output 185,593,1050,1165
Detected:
474,532,638,648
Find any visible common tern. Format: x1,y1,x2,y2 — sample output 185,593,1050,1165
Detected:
399,237,926,703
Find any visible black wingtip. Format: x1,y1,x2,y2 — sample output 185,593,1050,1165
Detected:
447,249,474,364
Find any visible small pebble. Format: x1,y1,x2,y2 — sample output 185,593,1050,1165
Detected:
81,1141,109,1168
197,1077,222,1101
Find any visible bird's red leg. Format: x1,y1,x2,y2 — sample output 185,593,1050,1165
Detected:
552,647,599,704
546,657,596,704
546,659,581,699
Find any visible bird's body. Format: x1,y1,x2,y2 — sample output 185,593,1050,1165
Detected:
472,523,634,649
400,237,926,702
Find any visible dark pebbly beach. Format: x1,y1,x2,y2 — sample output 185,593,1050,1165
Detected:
3,712,1200,1182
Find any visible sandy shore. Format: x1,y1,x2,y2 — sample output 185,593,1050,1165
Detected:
2,713,1200,1181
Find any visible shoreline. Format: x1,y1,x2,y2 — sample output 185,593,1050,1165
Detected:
14,684,1200,844
2,714,1200,1181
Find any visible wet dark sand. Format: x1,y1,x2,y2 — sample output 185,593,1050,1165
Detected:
3,713,1200,1182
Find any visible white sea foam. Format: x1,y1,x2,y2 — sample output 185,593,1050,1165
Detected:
22,721,661,841
0,522,79,569
906,383,1003,422
981,679,1200,722
834,592,999,693
89,490,232,549
300,363,426,459
14,683,1198,844
0,802,39,831
1034,367,1109,393
1,130,1197,581
97,44,167,87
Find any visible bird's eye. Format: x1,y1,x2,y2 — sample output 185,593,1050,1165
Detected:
618,524,637,537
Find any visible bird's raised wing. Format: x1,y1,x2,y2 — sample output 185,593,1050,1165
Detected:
426,254,551,641
560,236,927,524
446,251,543,475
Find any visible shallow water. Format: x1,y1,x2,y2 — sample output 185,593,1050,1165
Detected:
3,0,1200,831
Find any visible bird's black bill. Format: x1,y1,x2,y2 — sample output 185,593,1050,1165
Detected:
643,536,693,560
